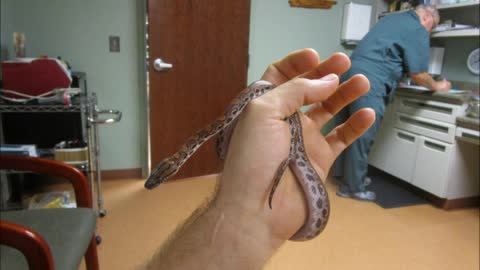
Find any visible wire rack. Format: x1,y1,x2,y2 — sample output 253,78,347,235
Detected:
0,93,121,218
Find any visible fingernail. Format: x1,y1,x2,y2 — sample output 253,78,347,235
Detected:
320,73,337,81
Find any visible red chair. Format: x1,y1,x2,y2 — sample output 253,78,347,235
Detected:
0,155,99,270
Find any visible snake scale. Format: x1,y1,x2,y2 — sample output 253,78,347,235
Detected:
144,80,330,241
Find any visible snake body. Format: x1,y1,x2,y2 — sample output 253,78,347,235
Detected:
145,80,330,241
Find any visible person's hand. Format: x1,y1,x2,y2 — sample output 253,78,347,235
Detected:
434,79,451,92
215,49,375,245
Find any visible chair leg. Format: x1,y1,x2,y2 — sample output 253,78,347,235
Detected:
85,237,99,270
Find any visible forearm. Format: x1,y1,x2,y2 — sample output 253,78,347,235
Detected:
410,72,436,89
143,197,283,270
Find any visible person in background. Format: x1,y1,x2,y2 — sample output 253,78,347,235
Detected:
142,49,376,270
333,4,451,201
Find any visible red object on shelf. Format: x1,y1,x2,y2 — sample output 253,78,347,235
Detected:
1,58,71,97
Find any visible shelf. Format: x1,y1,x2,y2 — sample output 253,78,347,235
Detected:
0,94,96,113
431,28,480,38
378,2,480,19
437,1,480,10
0,104,83,113
378,9,409,19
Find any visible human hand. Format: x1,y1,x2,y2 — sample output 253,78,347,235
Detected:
214,49,375,245
434,79,452,92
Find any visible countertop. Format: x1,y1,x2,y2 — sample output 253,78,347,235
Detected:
396,87,471,105
395,87,480,130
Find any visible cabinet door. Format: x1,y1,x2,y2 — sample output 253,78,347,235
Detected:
382,128,420,183
412,136,453,198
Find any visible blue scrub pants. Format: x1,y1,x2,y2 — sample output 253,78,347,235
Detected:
333,94,387,193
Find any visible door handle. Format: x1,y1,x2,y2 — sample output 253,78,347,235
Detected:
424,140,446,152
397,131,415,142
153,58,173,72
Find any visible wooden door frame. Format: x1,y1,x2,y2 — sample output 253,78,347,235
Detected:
141,0,151,177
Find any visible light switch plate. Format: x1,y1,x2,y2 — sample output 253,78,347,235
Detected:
109,36,120,52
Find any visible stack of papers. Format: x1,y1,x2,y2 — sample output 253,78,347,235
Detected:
399,85,469,94
0,144,38,157
433,24,475,32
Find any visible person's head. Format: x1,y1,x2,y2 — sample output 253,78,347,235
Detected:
415,4,440,32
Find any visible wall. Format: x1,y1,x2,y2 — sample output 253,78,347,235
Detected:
248,0,375,134
248,0,357,83
441,37,480,85
0,0,8,62
0,0,146,171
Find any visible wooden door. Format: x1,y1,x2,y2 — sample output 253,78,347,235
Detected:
147,0,251,179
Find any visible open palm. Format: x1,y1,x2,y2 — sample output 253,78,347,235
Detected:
217,49,375,241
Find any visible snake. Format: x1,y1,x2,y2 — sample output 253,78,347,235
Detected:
144,80,330,241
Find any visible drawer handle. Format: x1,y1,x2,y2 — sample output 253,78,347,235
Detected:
424,140,446,152
397,132,415,142
461,132,480,140
402,100,453,115
399,116,449,134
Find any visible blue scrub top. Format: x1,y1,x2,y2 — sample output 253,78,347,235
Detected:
343,10,430,97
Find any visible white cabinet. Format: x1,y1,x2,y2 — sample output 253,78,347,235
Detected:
446,140,480,199
412,136,454,197
384,129,419,183
370,125,419,182
369,94,479,200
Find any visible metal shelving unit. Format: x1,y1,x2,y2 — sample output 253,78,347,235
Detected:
0,93,121,217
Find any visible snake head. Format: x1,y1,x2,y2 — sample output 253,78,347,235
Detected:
144,157,180,189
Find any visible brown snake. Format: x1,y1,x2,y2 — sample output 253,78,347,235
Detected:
145,80,330,241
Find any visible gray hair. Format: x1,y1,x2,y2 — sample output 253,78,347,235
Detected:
416,4,439,20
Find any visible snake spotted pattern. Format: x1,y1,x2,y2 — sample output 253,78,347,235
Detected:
145,80,330,241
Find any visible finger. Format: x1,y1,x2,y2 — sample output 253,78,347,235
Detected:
325,108,376,158
258,74,340,119
261,48,320,85
301,52,351,80
305,74,370,126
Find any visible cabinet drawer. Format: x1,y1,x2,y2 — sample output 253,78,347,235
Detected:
395,96,464,124
383,128,419,182
412,137,453,198
395,112,456,143
455,127,480,145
